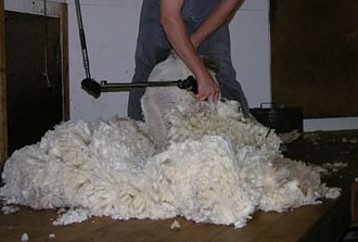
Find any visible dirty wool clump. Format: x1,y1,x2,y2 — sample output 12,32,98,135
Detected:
1,55,340,228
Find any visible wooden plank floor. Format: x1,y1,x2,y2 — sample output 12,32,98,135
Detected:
0,196,349,242
1,130,357,242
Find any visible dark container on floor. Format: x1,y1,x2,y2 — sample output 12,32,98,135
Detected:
250,103,303,133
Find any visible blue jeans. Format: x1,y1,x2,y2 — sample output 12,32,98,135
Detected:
128,0,250,120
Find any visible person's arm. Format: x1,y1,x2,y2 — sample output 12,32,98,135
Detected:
159,0,219,102
191,0,244,49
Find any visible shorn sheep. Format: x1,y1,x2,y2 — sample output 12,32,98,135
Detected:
0,55,340,228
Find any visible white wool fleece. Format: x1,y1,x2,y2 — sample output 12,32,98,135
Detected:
0,55,340,228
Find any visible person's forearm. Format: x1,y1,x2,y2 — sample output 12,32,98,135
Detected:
159,0,220,102
159,2,211,82
191,0,244,48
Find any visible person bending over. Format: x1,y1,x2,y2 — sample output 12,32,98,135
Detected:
128,0,250,120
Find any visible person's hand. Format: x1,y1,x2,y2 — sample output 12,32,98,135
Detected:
194,75,220,102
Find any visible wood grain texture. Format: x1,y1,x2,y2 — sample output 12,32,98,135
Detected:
352,182,358,222
0,197,349,242
270,0,358,118
61,3,70,121
0,0,8,165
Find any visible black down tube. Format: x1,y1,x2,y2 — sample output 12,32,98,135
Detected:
74,0,101,98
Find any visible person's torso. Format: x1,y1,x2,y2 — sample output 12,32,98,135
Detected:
181,0,220,24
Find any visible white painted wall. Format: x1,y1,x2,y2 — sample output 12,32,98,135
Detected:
5,0,358,131
231,0,271,110
67,0,142,121
5,0,63,16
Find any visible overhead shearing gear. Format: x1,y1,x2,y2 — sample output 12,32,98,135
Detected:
74,0,198,99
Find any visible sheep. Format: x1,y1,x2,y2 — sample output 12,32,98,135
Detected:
0,54,340,228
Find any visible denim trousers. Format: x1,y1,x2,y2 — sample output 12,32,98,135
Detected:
127,0,250,120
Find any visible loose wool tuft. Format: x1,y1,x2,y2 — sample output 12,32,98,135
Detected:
1,55,340,228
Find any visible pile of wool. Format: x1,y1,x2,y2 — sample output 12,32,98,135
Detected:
0,55,340,228
0,118,156,213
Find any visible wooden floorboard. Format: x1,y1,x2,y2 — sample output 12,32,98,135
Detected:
0,197,349,242
0,187,351,242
